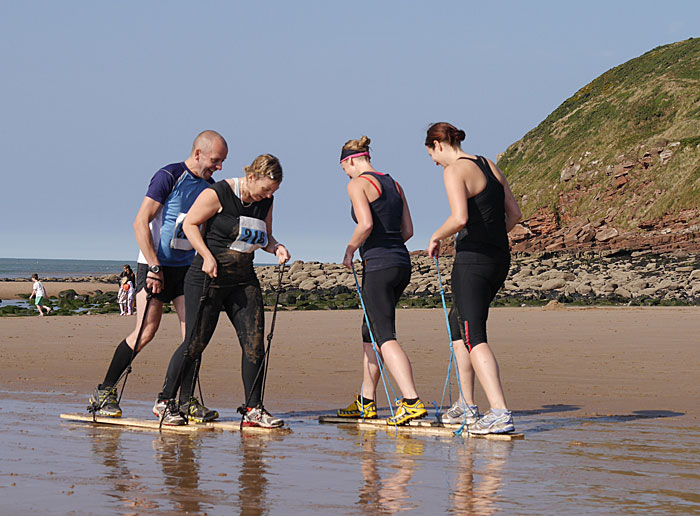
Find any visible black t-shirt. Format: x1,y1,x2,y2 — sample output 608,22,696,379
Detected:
190,179,273,286
120,270,135,285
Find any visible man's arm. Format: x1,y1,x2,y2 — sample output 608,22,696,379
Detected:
133,196,164,293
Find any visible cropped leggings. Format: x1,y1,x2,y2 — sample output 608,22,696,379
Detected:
361,266,411,346
448,251,510,351
160,276,266,407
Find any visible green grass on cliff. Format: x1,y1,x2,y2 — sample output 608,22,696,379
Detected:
498,38,700,227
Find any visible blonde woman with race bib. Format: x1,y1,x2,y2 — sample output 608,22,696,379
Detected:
155,154,290,427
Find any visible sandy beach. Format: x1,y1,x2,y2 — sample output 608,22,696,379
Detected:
1,306,697,419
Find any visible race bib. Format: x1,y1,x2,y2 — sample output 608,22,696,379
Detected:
230,216,267,253
169,212,194,251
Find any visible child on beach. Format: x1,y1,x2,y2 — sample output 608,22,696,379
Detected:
117,277,133,316
29,274,51,316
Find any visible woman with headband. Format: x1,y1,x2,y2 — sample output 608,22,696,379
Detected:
425,122,521,435
154,154,291,428
337,136,427,426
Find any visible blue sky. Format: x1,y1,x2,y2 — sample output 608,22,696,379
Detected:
1,1,697,263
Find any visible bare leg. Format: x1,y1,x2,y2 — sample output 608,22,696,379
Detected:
361,342,381,400
172,295,186,340
469,343,507,410
378,340,419,399
125,289,164,352
452,339,476,406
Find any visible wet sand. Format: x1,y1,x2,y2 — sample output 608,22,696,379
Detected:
1,307,699,514
1,307,698,419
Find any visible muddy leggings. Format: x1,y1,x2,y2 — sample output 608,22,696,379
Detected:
159,278,265,407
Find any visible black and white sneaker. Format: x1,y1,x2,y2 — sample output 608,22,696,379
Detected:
153,398,186,426
242,406,283,428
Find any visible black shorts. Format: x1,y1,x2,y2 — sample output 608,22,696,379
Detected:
449,251,510,351
361,266,411,346
135,263,189,303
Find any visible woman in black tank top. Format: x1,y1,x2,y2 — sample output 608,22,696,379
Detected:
425,122,522,435
336,135,428,426
156,154,291,428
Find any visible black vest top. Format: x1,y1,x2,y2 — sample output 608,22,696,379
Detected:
190,179,273,286
454,156,509,258
351,172,410,272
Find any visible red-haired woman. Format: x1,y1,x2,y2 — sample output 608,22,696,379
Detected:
426,122,522,435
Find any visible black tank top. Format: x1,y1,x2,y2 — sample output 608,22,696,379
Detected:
350,172,410,272
190,179,273,286
454,156,509,257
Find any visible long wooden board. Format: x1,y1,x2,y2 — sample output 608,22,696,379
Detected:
318,415,524,440
60,413,213,433
202,419,293,435
60,413,292,435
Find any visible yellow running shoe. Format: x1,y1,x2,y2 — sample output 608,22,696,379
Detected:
337,395,377,419
386,398,427,426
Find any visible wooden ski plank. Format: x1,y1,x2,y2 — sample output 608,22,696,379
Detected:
203,420,293,435
60,413,212,433
318,415,524,440
60,413,292,435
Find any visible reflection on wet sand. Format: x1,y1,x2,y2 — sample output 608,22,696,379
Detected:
238,432,286,516
357,430,423,514
88,426,158,512
152,432,209,514
450,439,513,515
345,426,513,515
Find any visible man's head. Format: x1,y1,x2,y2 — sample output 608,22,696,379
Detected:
188,130,228,180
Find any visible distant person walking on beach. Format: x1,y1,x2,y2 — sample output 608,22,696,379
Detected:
336,136,427,426
88,130,228,418
29,274,51,316
155,154,290,427
425,122,521,435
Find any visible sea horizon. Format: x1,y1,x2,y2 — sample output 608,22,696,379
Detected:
0,257,278,279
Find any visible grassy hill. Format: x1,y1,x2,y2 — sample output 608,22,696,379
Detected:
498,38,700,241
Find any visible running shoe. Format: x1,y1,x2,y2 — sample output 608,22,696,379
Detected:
386,398,427,426
441,401,479,425
242,406,283,428
152,399,186,426
468,410,515,435
337,395,378,419
180,397,219,423
88,386,122,418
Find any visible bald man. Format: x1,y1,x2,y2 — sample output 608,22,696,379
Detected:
89,130,228,422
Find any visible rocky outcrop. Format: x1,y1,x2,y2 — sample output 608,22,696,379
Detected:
508,140,700,255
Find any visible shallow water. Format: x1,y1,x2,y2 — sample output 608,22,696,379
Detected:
1,392,698,515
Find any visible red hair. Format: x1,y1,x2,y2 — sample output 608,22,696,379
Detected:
424,122,466,148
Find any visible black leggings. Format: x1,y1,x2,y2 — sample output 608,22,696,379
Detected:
361,266,411,346
159,276,265,406
448,252,510,351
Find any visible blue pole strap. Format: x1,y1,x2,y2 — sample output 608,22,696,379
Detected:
351,265,399,425
434,257,470,437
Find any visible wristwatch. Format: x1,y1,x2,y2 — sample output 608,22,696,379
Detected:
149,265,161,274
